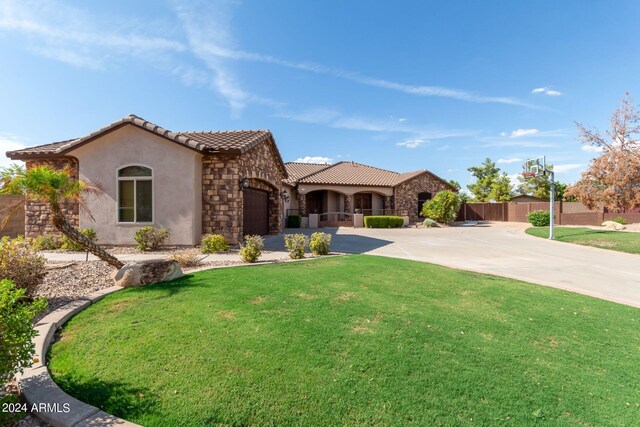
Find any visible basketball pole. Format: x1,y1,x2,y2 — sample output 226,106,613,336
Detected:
548,169,555,240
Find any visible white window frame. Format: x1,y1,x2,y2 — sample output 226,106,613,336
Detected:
116,164,154,224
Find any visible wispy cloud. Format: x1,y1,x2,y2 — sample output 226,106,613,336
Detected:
482,140,556,148
497,157,522,164
0,133,27,168
294,156,333,164
510,128,539,138
581,145,604,153
553,163,584,173
396,139,425,149
532,87,562,96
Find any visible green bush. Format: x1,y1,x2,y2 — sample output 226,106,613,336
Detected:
309,232,332,255
60,228,97,251
421,190,461,224
170,250,202,269
364,216,405,228
134,226,170,251
611,217,627,225
31,234,62,251
284,234,308,259
423,218,438,228
527,210,551,227
287,215,302,228
0,279,47,383
240,235,264,263
201,234,229,253
0,237,46,295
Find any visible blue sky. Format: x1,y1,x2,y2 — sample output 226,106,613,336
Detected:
1,0,639,191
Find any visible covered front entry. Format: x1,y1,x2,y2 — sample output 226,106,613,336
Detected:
243,188,269,236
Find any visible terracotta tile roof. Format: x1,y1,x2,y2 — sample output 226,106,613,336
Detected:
296,161,412,187
284,162,332,184
393,170,427,186
7,114,275,158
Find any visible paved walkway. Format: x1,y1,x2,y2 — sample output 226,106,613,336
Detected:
264,223,640,308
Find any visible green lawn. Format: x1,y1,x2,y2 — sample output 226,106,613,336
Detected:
526,226,640,254
49,255,640,426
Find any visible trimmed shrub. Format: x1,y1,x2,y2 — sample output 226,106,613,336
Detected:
421,190,461,224
423,218,438,228
31,234,62,251
201,234,229,254
134,226,170,251
309,232,331,255
0,279,47,383
612,216,627,225
364,216,404,228
527,210,551,227
284,234,308,259
240,235,264,263
287,215,302,228
0,237,46,295
170,250,202,269
60,228,97,251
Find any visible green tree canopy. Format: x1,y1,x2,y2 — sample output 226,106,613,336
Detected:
467,158,500,202
489,173,514,202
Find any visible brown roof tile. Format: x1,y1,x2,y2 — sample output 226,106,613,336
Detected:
284,162,332,184
298,161,407,187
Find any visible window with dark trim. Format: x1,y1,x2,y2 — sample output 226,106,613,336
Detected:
118,166,152,223
417,192,432,217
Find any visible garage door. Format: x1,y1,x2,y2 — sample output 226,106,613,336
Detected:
243,188,269,236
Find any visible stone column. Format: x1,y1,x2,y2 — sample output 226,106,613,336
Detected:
297,193,306,216
384,196,392,214
344,195,352,213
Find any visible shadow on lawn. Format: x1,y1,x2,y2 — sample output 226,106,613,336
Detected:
53,374,158,421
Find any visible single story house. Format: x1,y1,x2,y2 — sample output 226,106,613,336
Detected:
7,115,453,245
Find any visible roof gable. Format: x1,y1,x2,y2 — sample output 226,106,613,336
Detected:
297,161,404,187
284,162,333,184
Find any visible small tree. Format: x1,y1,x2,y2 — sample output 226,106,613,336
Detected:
0,279,47,382
0,164,124,269
488,173,514,202
421,190,461,223
467,158,501,202
566,94,640,211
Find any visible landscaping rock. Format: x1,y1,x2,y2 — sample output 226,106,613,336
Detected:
112,259,183,288
602,221,626,231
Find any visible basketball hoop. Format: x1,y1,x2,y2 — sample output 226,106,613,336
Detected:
522,171,536,179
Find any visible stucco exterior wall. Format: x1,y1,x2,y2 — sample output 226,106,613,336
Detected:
393,173,452,224
70,125,202,245
372,193,384,212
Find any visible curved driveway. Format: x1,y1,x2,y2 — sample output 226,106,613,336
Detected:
266,223,640,308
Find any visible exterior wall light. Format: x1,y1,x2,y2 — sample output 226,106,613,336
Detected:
239,177,250,190
280,189,290,202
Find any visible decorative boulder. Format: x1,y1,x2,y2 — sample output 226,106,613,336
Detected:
602,221,626,231
112,259,184,288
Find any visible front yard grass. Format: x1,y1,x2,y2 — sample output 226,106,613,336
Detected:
526,226,640,254
49,255,640,426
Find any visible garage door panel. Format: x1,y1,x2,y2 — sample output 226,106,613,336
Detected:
243,188,269,236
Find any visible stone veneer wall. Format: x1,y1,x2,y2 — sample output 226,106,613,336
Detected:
24,158,79,238
202,140,285,244
393,173,452,224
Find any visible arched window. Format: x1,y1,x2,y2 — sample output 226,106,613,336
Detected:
117,166,152,223
417,192,432,217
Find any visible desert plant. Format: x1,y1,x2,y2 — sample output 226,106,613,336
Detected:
421,190,461,224
0,164,123,268
364,216,405,228
287,215,302,228
201,234,229,253
284,234,308,259
170,250,202,269
309,232,331,255
240,235,264,263
134,226,170,251
0,237,46,295
0,279,47,383
60,228,96,251
527,210,551,227
611,217,627,225
31,234,62,251
423,218,438,228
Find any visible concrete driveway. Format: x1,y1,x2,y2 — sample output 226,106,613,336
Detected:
265,223,640,308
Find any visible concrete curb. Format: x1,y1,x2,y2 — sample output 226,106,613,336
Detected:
17,286,143,427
